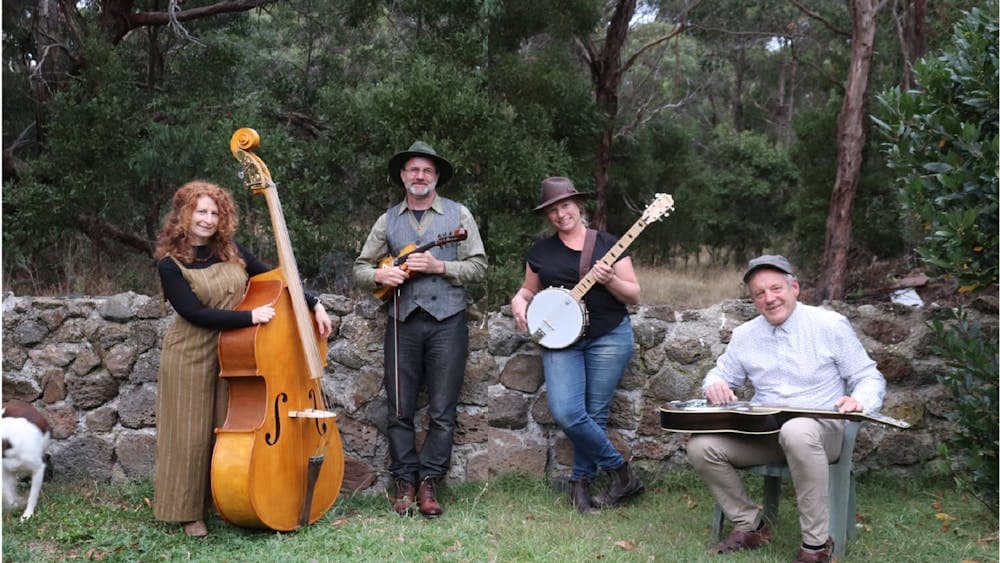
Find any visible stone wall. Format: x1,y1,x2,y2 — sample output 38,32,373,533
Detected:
3,291,993,492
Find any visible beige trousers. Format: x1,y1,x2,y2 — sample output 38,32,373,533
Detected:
687,417,844,545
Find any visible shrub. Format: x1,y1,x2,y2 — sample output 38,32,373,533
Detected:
928,308,999,515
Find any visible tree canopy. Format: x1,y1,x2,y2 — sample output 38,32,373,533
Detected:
2,0,988,306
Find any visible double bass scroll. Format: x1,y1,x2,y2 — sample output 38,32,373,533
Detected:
211,128,345,531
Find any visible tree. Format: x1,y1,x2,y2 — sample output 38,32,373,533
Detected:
807,0,887,301
575,0,690,229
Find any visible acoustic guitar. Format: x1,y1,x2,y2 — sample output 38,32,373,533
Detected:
526,193,674,349
659,399,911,435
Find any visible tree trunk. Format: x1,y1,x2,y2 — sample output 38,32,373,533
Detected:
817,0,882,301
585,0,636,231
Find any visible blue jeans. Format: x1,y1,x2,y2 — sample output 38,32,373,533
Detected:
542,316,634,481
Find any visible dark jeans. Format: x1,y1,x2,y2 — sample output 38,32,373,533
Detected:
384,309,468,484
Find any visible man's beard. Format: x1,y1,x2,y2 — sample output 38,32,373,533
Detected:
405,180,437,198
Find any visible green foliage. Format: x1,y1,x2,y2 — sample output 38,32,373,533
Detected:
875,1,999,511
691,127,797,264
927,308,999,515
612,119,698,263
874,0,999,292
790,100,905,272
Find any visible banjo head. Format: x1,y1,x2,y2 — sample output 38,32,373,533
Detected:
526,287,587,349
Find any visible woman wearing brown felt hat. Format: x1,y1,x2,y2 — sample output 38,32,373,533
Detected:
510,176,645,513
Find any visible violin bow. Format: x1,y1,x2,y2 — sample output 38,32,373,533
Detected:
393,288,402,418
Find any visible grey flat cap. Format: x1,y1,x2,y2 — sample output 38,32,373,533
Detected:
743,255,795,283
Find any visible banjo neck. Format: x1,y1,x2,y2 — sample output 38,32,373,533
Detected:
568,215,651,301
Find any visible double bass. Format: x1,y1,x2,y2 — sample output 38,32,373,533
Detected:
211,128,344,531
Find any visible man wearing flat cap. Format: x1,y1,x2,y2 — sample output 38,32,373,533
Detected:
686,255,885,563
354,141,487,518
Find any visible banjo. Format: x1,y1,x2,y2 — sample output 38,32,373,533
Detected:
526,193,674,349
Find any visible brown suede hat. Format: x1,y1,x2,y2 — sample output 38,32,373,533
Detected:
387,141,454,187
533,176,593,212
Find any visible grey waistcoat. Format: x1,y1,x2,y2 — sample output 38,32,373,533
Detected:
385,197,466,321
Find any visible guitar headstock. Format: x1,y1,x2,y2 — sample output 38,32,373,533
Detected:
436,228,468,246
641,193,675,223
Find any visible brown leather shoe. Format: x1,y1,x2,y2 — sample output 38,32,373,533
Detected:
182,520,208,538
793,537,833,563
707,523,772,554
417,477,443,518
392,479,417,517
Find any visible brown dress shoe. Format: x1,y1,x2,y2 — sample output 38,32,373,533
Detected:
182,520,208,538
392,479,417,516
707,523,772,554
417,477,443,518
793,537,834,563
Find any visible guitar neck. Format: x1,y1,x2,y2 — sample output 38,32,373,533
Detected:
394,240,438,266
774,406,909,428
569,218,649,301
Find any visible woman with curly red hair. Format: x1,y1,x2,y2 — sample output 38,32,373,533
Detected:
151,181,332,537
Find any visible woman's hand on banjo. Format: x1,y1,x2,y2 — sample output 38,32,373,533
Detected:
592,262,616,284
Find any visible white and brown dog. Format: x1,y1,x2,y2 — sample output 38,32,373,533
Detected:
2,400,51,521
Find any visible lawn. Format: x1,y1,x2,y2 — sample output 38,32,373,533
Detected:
3,469,996,562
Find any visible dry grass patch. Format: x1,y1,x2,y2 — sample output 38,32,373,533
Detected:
635,263,744,309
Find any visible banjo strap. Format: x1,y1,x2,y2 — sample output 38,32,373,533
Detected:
579,228,598,280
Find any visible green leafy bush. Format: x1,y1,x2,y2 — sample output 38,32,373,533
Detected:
928,308,999,515
875,1,999,513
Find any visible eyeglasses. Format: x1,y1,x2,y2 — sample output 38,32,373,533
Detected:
404,167,437,176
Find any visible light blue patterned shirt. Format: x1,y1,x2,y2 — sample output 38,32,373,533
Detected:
703,302,886,413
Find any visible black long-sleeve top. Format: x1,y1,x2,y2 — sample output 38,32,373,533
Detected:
157,242,317,329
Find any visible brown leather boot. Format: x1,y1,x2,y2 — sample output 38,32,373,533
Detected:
392,479,416,516
569,477,599,514
417,477,443,518
594,459,645,507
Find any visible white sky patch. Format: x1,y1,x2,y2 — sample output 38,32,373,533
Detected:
632,3,658,26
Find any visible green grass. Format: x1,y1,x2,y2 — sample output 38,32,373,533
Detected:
3,471,997,562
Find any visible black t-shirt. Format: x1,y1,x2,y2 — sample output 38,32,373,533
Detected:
527,231,629,340
157,242,317,329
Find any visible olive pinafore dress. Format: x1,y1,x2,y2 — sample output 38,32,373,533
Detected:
153,258,248,522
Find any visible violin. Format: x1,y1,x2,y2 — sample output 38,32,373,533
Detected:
211,128,344,531
372,229,468,300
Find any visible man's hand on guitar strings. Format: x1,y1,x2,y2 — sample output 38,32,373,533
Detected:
704,381,738,405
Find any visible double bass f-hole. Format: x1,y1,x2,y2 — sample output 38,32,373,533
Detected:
265,393,288,446
308,388,327,436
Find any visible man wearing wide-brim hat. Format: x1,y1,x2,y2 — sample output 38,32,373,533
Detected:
353,141,487,519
